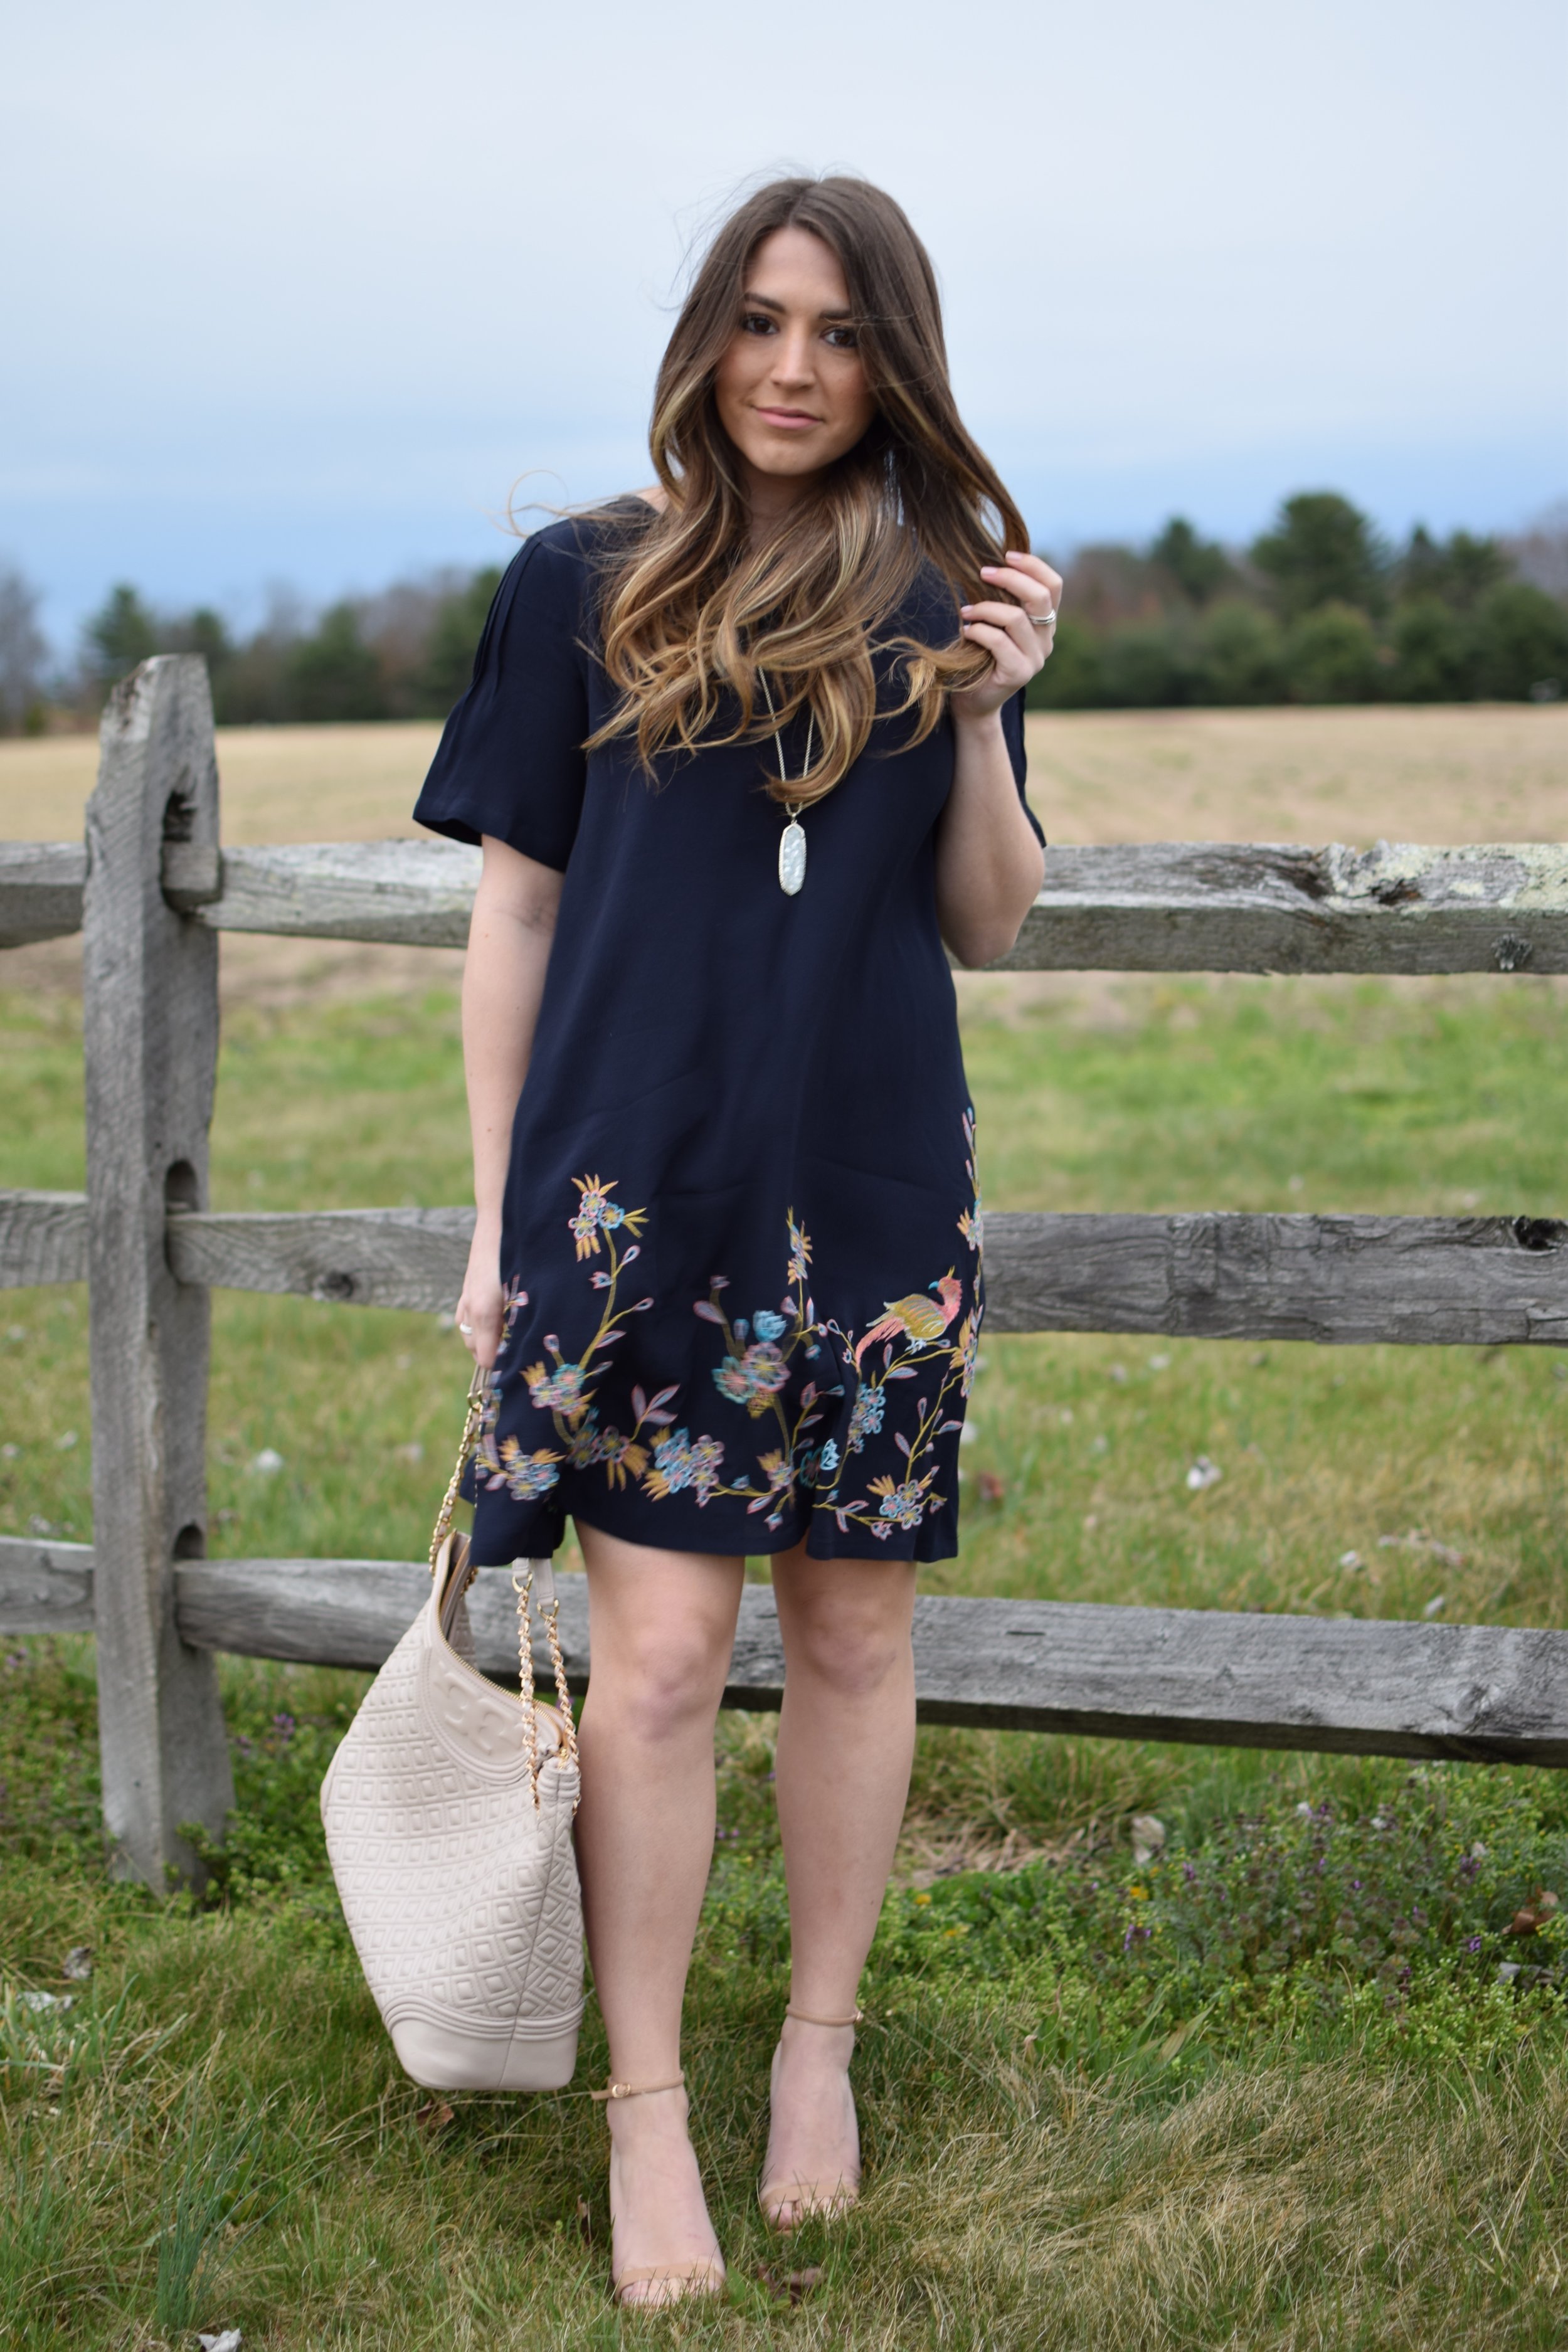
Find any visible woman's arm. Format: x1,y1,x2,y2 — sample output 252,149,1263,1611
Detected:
935,549,1060,969
453,835,564,1369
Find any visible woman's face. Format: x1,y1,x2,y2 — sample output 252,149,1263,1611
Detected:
713,226,878,497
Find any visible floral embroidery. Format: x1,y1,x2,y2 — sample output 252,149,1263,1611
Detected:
845,1382,885,1454
806,1101,985,1544
643,1426,725,1505
713,1340,790,1412
479,1178,665,1496
496,1438,565,1500
476,1282,565,1501
684,1253,834,1527
488,1106,985,1541
525,1355,591,1414
867,1471,935,1530
569,1173,642,1261
956,1106,983,1253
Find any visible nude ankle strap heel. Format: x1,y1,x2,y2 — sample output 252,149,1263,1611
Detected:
611,2260,724,2301
760,2006,864,2230
591,2072,685,2100
595,2072,725,2304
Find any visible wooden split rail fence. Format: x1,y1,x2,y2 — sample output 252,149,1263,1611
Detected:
3,654,1568,1887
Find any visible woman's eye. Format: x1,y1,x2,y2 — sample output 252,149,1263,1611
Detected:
824,326,859,350
741,312,776,336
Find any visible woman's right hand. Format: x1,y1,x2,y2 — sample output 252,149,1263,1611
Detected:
455,1222,505,1370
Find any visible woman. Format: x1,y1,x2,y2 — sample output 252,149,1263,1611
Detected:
415,173,1057,2306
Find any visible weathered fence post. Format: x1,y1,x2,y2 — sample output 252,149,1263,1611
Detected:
83,655,233,1885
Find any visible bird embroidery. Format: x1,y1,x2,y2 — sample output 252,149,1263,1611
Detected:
854,1271,964,1367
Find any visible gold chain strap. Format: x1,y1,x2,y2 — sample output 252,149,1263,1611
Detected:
429,1361,490,1576
512,1566,580,1805
430,1365,580,1809
539,1577,579,1771
513,1567,541,1806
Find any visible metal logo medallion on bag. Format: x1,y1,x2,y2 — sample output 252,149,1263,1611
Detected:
320,1366,585,2092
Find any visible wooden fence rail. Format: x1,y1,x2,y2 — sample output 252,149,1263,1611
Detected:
8,1536,1568,1768
1,652,1564,1885
7,832,1568,973
5,1190,1567,1345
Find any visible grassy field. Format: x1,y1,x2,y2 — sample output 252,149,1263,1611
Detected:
3,711,1567,2344
6,703,1567,847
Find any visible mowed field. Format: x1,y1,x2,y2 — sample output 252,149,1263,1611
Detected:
7,702,1566,845
8,701,1563,1008
3,706,1568,2347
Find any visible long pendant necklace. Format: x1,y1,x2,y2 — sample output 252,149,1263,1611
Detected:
757,672,814,896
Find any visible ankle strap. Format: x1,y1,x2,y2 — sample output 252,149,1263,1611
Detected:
590,2072,685,2102
785,2005,864,2028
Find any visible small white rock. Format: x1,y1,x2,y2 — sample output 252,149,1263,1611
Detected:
19,1989,74,2012
1185,1456,1222,1492
1130,1813,1166,1866
198,2333,243,2352
61,1946,93,1981
1339,1550,1362,1570
1422,1593,1446,1618
249,1448,285,1476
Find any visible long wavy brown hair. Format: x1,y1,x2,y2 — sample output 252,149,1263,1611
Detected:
585,174,1029,805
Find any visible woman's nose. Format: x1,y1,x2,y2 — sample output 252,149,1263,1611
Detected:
770,329,815,386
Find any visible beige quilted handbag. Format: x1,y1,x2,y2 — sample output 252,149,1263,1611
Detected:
321,1373,585,2092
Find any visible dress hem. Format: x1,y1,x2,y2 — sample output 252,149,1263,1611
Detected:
468,1500,958,1568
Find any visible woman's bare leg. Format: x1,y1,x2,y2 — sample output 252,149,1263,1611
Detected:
574,1522,744,2302
764,1548,918,2223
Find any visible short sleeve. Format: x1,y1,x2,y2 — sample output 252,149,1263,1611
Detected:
413,532,591,872
1002,687,1044,848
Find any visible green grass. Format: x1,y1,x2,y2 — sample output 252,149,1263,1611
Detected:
3,969,1568,2344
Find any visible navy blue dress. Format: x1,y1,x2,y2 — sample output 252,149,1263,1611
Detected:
414,508,1040,1564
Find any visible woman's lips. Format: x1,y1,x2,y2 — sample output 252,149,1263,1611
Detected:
753,406,822,430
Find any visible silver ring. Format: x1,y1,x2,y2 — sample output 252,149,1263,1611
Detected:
458,1322,473,1334
1030,607,1058,631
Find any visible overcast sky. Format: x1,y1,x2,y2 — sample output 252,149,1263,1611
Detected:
4,0,1564,649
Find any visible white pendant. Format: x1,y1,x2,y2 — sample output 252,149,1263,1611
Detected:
778,817,807,896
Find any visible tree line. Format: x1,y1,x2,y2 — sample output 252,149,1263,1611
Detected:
1,490,1565,735
0,565,504,736
1028,493,1568,710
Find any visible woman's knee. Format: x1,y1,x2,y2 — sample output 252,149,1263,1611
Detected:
589,1613,731,1741
781,1596,913,1702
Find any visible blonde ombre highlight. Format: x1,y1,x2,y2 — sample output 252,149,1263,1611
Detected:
586,176,1030,805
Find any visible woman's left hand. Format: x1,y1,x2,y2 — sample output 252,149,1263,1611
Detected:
951,549,1064,722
